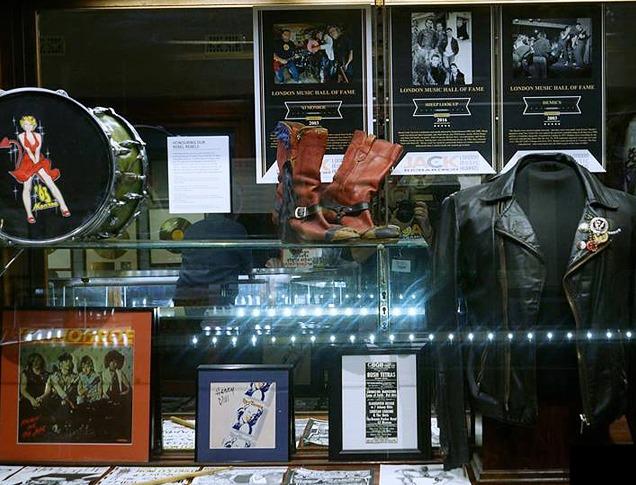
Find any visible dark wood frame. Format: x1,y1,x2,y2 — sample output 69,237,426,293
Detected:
195,363,295,464
328,346,431,461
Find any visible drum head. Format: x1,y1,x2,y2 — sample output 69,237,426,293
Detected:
0,88,115,244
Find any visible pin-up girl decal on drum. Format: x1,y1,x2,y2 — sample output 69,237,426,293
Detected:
0,115,71,224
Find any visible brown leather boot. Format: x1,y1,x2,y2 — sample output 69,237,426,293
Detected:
321,131,404,239
272,121,305,228
276,123,359,242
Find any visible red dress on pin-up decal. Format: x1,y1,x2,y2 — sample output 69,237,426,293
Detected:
9,134,61,183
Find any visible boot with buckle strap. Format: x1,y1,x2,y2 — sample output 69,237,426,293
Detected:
272,121,305,230
321,130,404,239
275,122,359,242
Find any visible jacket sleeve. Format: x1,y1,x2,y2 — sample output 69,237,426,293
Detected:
427,194,470,468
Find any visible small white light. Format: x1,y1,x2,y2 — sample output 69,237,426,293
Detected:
310,335,316,343
411,294,416,299
204,326,211,332
46,331,52,339
360,307,369,316
122,333,129,346
56,329,62,338
231,336,237,346
345,294,350,299
389,334,395,342
369,334,376,344
237,308,246,317
329,307,338,316
606,331,613,339
271,336,276,343
257,330,262,335
299,308,307,317
448,333,455,341
36,332,42,341
357,294,362,299
330,335,336,343
345,308,353,316
468,333,474,341
314,308,323,317
251,309,260,317
507,332,513,340
567,332,574,340
264,325,271,330
291,335,296,343
212,337,218,345
192,336,198,345
251,335,257,346
527,332,534,341
393,308,402,317
627,331,633,339
408,307,417,316
428,333,435,341
369,294,374,299
267,308,276,317
349,335,356,343
488,332,494,341
586,331,592,340
547,332,553,340
25,333,33,342
409,334,415,342
215,326,221,331
112,335,118,347
283,308,292,317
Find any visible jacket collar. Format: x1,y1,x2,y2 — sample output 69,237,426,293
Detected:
480,153,619,210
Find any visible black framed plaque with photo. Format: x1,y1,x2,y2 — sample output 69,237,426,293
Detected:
389,6,495,176
500,4,604,172
253,6,373,184
328,348,430,461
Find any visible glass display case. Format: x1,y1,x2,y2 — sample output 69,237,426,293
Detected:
2,1,636,484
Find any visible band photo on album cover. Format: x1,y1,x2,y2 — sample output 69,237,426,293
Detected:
512,18,592,80
18,339,133,444
411,12,473,87
273,22,355,84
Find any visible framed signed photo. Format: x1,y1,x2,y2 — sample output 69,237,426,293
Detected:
196,364,293,463
329,348,431,461
0,308,153,462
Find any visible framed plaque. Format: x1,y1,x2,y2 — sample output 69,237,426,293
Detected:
0,308,154,463
196,364,294,463
329,348,430,461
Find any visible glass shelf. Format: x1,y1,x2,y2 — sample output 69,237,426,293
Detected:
0,238,429,250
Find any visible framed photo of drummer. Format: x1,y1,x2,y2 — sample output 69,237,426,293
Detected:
0,308,154,463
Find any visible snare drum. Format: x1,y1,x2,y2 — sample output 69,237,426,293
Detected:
0,87,147,245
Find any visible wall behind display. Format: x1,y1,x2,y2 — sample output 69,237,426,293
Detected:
38,9,254,99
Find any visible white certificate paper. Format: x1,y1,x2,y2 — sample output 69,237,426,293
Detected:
168,136,231,214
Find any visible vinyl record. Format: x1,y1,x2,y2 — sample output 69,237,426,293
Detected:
159,217,191,253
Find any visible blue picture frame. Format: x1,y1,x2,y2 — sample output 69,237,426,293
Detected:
196,364,293,463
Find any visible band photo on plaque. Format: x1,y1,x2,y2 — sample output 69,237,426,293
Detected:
411,12,472,86
512,18,592,80
273,22,356,85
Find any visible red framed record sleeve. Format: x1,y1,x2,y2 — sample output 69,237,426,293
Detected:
0,309,153,463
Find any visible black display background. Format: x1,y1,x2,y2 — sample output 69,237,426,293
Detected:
258,8,368,177
0,90,113,242
389,6,493,165
501,4,603,164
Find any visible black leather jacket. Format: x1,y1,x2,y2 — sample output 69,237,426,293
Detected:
429,154,636,468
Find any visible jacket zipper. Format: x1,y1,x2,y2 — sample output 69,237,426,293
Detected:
562,243,609,426
498,235,511,412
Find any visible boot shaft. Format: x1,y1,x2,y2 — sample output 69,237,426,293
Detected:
291,126,328,206
324,132,403,205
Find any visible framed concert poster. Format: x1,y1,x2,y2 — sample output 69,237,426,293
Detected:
253,5,373,184
0,308,154,462
196,364,293,463
329,348,431,461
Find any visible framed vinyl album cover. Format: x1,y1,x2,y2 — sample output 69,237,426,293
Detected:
329,348,431,461
196,364,293,463
0,308,153,462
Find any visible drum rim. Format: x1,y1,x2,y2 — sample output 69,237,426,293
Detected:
0,87,117,246
92,106,149,239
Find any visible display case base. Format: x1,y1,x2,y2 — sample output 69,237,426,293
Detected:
467,454,569,484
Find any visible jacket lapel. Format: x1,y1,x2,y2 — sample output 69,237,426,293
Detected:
565,204,613,276
495,199,543,261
